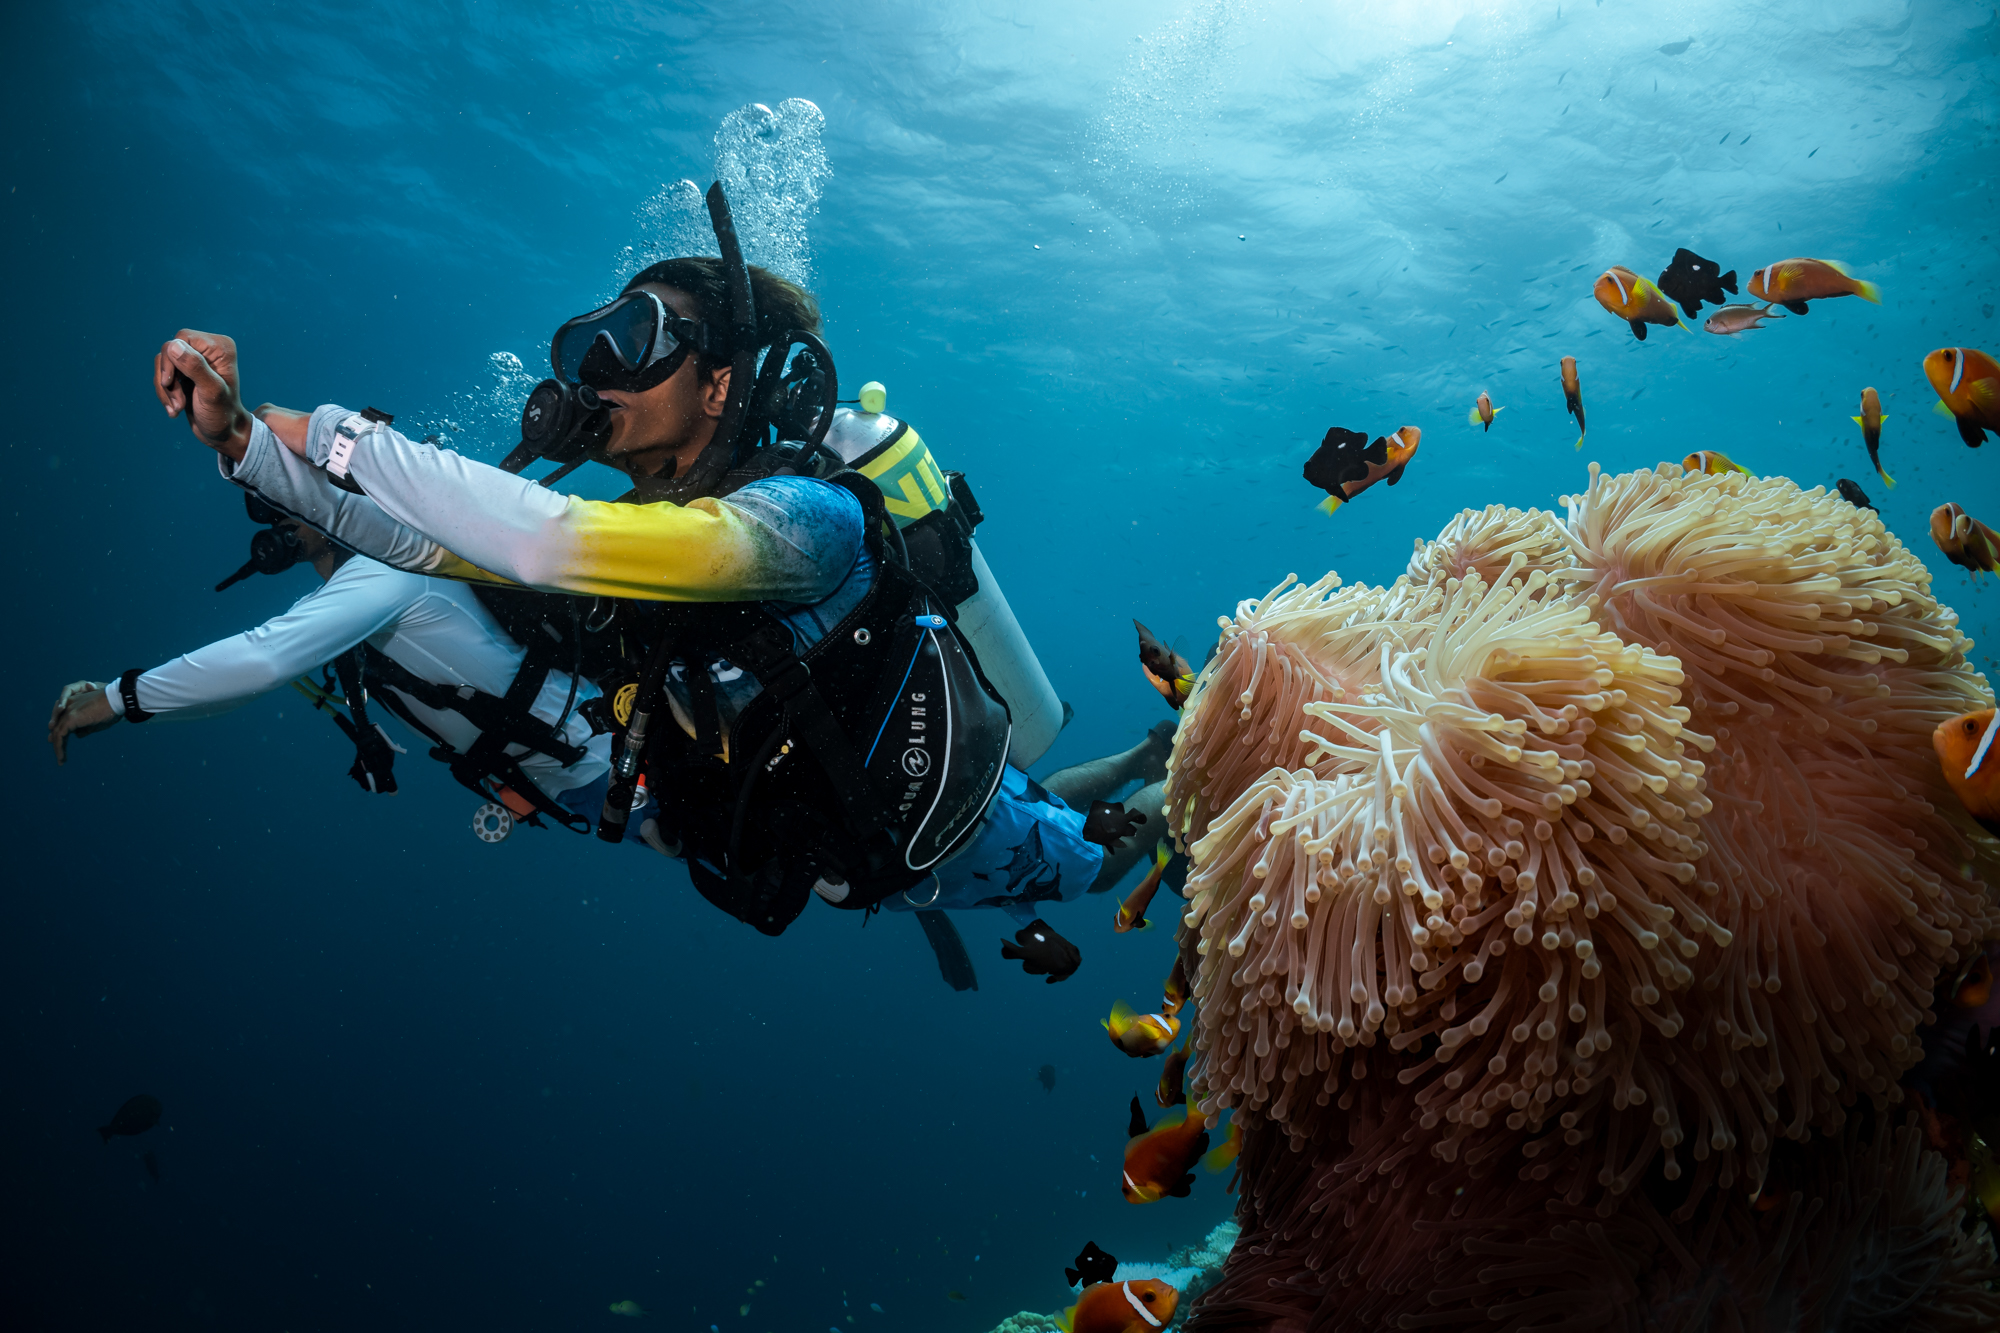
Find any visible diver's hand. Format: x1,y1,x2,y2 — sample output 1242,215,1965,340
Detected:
49,683,118,765
155,330,253,461
1001,919,1080,984
1083,800,1148,852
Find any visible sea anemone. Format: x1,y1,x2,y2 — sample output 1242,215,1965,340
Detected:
1174,559,1721,1188
1167,465,1998,1331
1556,466,1996,1153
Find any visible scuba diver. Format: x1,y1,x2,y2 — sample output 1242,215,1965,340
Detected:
151,182,1168,985
45,498,650,845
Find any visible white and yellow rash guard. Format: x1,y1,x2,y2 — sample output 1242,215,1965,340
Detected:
224,408,867,618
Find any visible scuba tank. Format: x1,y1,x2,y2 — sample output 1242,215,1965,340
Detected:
821,389,1066,768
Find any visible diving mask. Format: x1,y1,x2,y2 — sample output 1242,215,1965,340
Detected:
550,289,713,392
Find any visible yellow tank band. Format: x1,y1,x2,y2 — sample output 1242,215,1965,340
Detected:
857,425,952,528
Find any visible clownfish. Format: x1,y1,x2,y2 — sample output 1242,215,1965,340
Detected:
1931,503,2000,577
1467,392,1504,432
1593,265,1684,340
1155,1041,1190,1109
1134,621,1195,710
1122,1096,1209,1203
1303,425,1420,514
1683,450,1751,477
1161,954,1190,1017
1056,1279,1180,1333
1852,386,1893,486
1933,707,2000,836
1746,257,1881,314
1954,952,1994,1010
1105,999,1180,1058
1114,844,1172,933
1924,347,2000,448
1560,357,1586,450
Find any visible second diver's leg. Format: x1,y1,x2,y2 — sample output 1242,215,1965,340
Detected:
1088,779,1168,894
1041,719,1175,810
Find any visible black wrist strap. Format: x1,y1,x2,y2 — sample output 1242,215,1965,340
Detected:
117,669,155,723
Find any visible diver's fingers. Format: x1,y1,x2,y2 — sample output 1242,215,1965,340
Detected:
161,336,230,396
173,328,240,385
49,708,72,765
154,342,190,416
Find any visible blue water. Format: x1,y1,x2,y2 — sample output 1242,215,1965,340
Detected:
5,2,1997,1329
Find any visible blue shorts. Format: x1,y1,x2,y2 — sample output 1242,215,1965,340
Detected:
883,765,1104,926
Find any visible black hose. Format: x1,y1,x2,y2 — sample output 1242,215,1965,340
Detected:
596,626,679,843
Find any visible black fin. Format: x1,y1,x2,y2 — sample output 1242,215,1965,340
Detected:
1721,269,1738,294
1385,462,1407,486
1960,416,1988,448
1065,1267,1081,1286
1783,300,1810,315
915,911,978,992
1631,320,1648,341
1168,1173,1195,1198
1128,1096,1149,1138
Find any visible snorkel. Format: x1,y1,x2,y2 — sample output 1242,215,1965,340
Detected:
644,182,760,503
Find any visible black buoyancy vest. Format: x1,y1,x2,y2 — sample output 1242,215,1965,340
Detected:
640,470,1012,936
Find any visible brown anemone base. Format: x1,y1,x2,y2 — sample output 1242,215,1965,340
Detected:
1188,1103,2000,1333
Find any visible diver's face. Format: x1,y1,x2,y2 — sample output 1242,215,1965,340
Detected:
285,520,335,563
595,284,731,479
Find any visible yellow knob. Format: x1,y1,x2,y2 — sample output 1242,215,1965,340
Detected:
857,381,887,414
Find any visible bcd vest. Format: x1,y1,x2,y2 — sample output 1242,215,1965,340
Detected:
633,469,1012,935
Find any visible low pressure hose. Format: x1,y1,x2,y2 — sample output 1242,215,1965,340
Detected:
597,632,677,843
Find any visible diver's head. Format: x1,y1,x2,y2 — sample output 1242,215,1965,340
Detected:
583,258,821,484
282,519,343,573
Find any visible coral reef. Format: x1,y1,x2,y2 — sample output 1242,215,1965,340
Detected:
987,1221,1240,1333
1163,466,1999,1329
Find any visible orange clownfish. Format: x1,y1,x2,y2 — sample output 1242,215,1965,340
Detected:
1933,708,2000,836
1560,357,1586,450
1931,503,2000,577
1467,391,1504,432
1155,1041,1189,1109
1123,1096,1209,1202
1593,266,1684,340
1134,621,1195,710
1114,844,1172,933
1746,257,1881,314
1852,386,1893,487
1105,999,1179,1058
1954,952,1994,1010
1302,425,1420,514
1161,954,1190,1017
1057,1279,1180,1333
1683,450,1751,477
1924,347,2000,448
